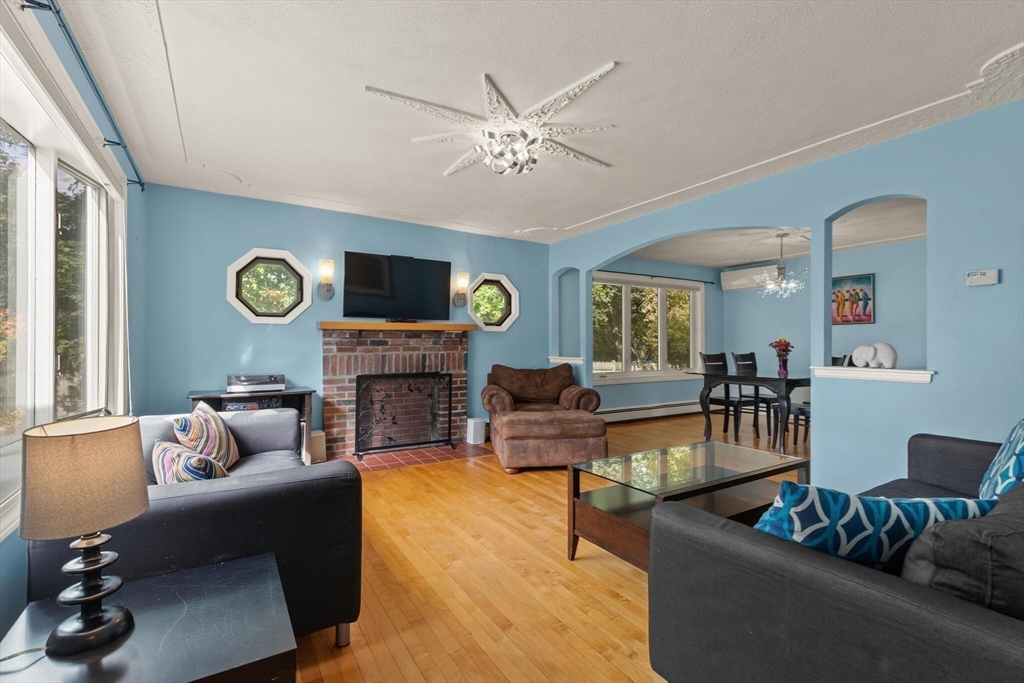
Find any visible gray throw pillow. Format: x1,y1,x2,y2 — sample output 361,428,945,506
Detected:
902,485,1023,619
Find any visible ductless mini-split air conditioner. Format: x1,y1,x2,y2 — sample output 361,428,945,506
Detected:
720,265,774,291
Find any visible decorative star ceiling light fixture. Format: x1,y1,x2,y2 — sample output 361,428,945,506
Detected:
366,62,616,176
756,233,808,299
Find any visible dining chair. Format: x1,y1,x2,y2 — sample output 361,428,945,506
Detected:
699,352,758,441
772,403,810,449
769,355,842,448
731,352,776,441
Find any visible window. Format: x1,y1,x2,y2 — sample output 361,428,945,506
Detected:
1,120,33,495
472,280,511,326
237,257,302,317
1,22,130,540
55,166,100,419
227,248,312,324
468,273,519,332
592,272,705,384
592,283,623,372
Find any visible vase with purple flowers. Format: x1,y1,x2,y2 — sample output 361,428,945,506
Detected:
769,338,793,379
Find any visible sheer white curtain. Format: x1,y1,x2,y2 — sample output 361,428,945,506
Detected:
104,194,130,416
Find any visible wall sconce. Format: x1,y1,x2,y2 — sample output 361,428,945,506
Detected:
318,259,335,300
453,272,470,307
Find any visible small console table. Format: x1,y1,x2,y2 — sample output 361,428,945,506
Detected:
0,554,296,682
188,386,315,465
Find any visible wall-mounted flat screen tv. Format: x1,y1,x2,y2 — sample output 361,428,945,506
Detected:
343,251,451,321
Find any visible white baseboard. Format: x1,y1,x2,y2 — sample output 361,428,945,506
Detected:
596,400,722,423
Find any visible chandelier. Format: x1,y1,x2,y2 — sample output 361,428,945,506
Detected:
756,233,807,298
473,130,541,175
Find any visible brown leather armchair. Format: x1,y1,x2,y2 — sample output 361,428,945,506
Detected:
481,363,601,415
481,364,606,473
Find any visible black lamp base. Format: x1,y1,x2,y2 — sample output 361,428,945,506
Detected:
45,604,134,657
45,532,134,658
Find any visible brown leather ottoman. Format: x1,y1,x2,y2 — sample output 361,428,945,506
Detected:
490,410,607,474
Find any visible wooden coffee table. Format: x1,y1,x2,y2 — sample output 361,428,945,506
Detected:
568,441,808,571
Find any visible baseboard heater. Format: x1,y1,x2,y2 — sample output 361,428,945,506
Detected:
595,400,723,424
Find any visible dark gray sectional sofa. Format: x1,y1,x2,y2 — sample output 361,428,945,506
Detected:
26,408,361,639
648,434,1024,682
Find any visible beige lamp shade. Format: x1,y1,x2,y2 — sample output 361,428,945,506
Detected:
20,416,150,541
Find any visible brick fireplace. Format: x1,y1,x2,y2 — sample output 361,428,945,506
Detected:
320,323,473,459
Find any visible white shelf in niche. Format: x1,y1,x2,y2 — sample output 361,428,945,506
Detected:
811,366,935,384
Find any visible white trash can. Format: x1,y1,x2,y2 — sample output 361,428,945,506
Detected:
467,417,487,445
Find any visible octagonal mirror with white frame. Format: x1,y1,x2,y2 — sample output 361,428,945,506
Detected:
227,248,312,324
469,273,519,332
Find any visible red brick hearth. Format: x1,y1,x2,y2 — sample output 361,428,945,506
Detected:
321,326,470,459
333,442,493,473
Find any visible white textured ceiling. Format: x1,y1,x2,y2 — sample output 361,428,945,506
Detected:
56,1,1023,243
630,198,926,268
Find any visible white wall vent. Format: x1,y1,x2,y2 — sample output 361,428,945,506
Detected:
720,265,774,291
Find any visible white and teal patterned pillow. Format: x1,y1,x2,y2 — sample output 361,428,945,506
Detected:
754,481,997,571
978,418,1024,499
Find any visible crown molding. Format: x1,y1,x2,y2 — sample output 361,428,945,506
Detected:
547,44,1024,243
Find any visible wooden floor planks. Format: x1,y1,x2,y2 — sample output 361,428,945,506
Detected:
298,414,809,682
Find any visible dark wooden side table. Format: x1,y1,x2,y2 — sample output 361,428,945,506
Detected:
188,387,315,465
0,554,296,683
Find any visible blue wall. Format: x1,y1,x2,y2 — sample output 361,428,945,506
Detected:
595,256,724,410
141,185,550,424
0,535,27,637
556,270,581,358
722,239,928,384
550,101,1024,492
831,239,927,367
127,185,149,414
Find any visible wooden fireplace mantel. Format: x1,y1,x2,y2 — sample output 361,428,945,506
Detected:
318,321,478,332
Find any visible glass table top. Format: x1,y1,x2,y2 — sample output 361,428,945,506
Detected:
575,441,804,498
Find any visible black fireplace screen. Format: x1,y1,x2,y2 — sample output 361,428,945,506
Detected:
354,372,453,457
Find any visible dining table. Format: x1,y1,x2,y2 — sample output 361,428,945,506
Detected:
688,371,811,455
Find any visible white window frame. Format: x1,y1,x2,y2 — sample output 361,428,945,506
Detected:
469,272,520,332
226,247,313,325
1,10,129,541
592,272,706,386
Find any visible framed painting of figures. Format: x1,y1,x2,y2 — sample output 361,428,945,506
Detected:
832,273,874,325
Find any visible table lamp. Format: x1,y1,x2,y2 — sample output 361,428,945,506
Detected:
20,416,150,657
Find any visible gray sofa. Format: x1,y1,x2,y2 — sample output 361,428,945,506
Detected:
649,434,1024,682
27,408,361,642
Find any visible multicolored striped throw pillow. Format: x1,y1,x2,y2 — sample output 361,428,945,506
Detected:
152,440,230,485
172,401,239,471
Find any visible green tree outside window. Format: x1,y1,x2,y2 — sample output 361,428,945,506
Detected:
471,282,509,325
237,259,301,315
592,283,622,372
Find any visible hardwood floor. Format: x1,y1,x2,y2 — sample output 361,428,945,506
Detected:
297,413,807,683
607,410,810,460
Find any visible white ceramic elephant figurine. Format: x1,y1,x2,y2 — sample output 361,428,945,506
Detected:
851,343,898,369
